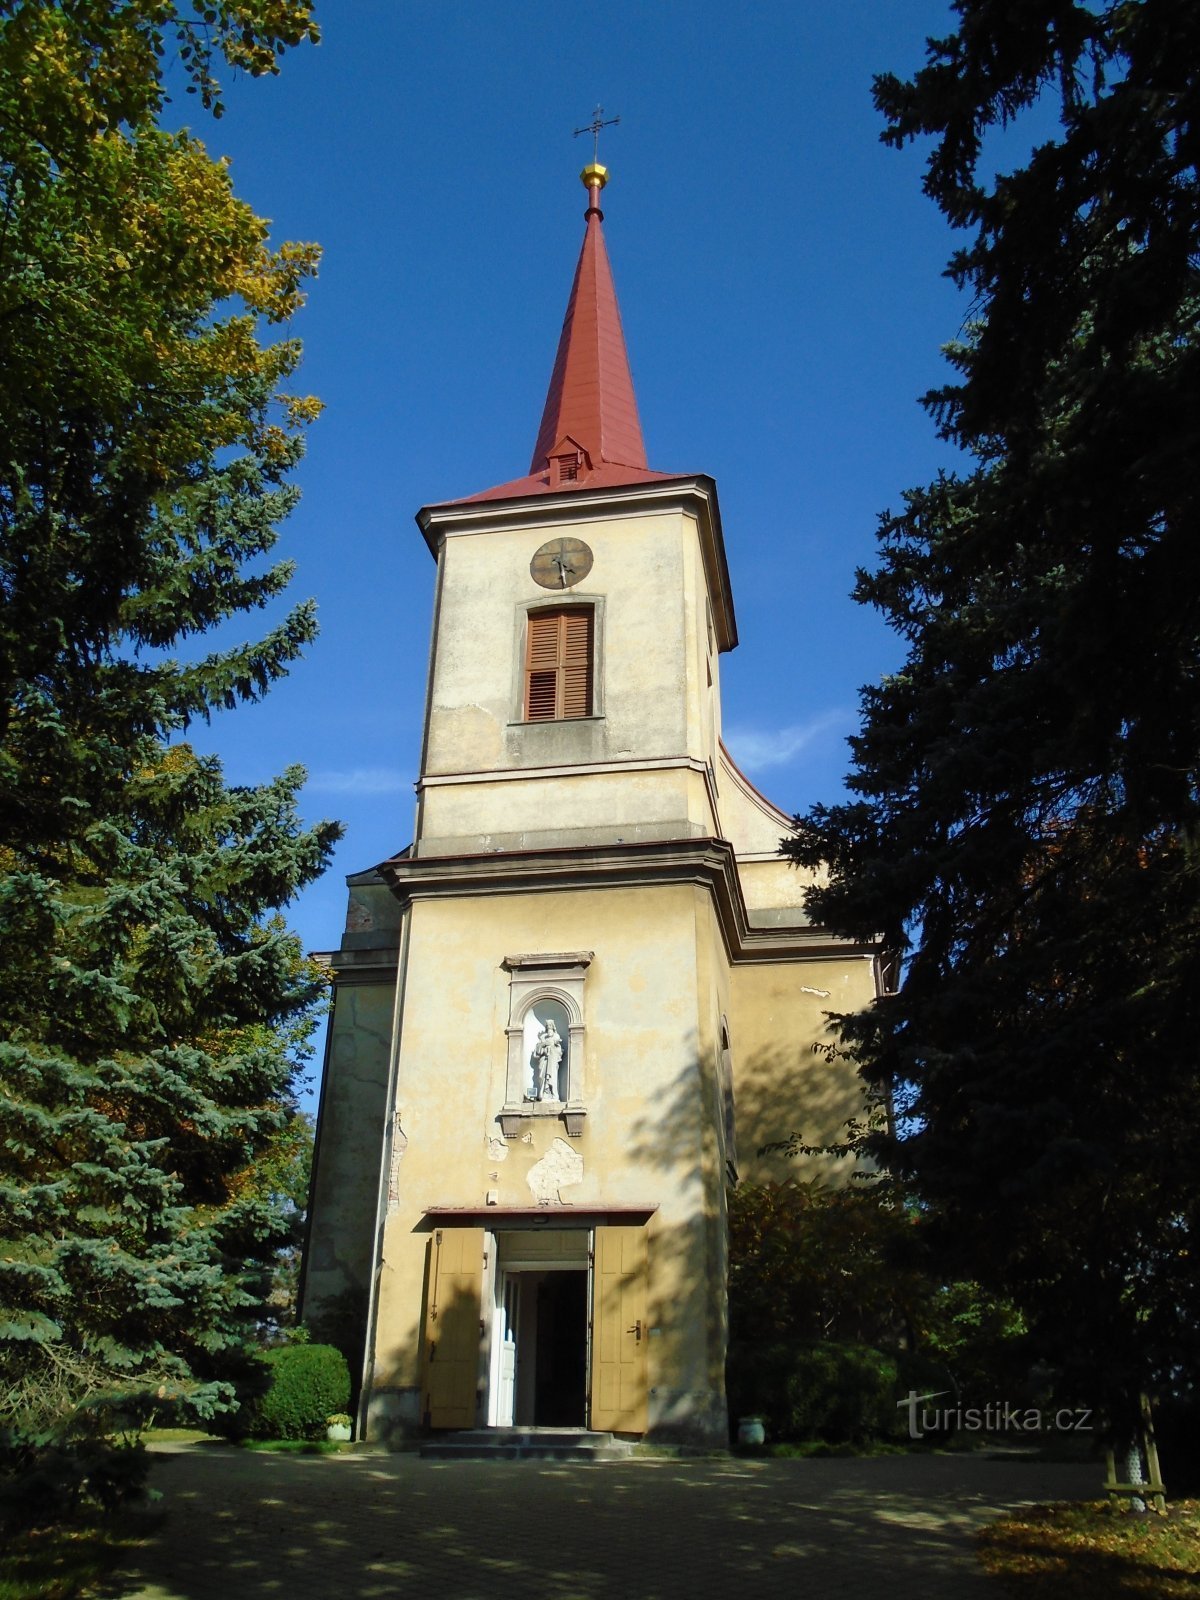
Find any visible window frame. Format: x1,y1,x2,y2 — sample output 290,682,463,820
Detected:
513,595,605,725
524,604,593,721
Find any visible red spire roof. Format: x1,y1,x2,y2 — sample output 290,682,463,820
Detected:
529,165,647,474
450,165,682,507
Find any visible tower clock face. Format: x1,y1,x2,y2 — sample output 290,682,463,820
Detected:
530,537,593,590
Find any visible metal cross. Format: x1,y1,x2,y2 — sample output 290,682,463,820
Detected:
573,104,620,162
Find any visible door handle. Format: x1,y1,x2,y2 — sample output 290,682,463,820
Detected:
627,1320,642,1341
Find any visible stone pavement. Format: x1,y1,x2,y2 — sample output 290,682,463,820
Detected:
110,1446,1096,1599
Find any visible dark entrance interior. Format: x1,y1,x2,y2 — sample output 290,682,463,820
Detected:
533,1270,587,1426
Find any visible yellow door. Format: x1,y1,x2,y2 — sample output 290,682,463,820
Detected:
422,1227,485,1429
590,1225,648,1432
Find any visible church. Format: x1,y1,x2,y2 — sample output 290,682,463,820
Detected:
301,162,880,1448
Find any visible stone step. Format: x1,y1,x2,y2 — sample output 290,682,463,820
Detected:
419,1427,633,1462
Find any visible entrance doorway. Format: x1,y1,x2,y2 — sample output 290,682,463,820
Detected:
494,1267,588,1427
490,1229,590,1429
423,1224,649,1433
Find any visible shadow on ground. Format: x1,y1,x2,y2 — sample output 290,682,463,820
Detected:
102,1448,1098,1600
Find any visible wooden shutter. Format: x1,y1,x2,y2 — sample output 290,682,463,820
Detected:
561,608,592,717
421,1228,485,1429
589,1225,648,1432
525,611,560,720
525,607,593,721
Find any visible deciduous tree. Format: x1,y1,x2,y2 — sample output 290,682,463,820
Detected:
0,2,337,1510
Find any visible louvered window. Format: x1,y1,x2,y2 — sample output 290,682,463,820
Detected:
524,607,593,721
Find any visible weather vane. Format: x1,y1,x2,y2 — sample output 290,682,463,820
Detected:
573,104,620,163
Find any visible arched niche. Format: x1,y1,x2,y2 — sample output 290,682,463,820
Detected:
499,952,592,1137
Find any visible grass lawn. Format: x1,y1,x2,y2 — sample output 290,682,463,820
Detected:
0,1510,156,1600
240,1437,347,1454
979,1500,1200,1597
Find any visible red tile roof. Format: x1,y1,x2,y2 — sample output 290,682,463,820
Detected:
529,193,646,474
456,461,682,505
442,171,684,509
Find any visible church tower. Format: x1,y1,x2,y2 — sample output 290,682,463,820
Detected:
303,165,879,1447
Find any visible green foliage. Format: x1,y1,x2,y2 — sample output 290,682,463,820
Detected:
240,1343,350,1442
254,1111,316,1335
0,0,335,1514
729,1341,902,1446
729,1179,923,1348
787,0,1200,1441
920,1279,1028,1401
0,1425,147,1530
727,1180,1027,1442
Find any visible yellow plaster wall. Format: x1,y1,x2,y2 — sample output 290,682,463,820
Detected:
367,881,730,1438
738,857,823,917
729,955,877,1186
417,764,718,855
713,746,792,852
424,509,718,781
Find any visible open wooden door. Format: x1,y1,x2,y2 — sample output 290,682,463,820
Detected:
422,1227,485,1429
589,1225,648,1433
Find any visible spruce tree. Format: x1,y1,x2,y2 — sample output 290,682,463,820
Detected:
0,1,339,1491
788,0,1200,1450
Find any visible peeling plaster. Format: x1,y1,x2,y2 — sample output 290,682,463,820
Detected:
800,986,831,998
386,1114,408,1215
527,1137,584,1204
487,1137,509,1162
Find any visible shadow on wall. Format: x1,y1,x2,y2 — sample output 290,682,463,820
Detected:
305,1283,370,1412
623,1038,729,1445
733,1032,866,1183
344,1021,861,1449
366,1243,469,1444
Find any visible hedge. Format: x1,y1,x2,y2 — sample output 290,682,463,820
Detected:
241,1343,351,1441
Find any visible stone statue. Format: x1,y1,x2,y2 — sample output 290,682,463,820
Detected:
532,1019,563,1101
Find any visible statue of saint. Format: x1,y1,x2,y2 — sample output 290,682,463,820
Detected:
532,1018,563,1101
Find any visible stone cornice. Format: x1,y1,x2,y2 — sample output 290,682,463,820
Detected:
418,753,711,790
312,947,400,984
418,756,724,854
379,837,874,966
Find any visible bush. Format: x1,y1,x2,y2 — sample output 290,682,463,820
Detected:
240,1344,350,1442
728,1340,904,1445
0,1422,148,1528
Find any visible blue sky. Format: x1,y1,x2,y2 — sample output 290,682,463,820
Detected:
177,1,977,1102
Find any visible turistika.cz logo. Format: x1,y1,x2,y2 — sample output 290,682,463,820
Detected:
896,1390,1094,1440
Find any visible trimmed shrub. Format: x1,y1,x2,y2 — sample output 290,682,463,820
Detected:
728,1340,903,1444
241,1343,350,1441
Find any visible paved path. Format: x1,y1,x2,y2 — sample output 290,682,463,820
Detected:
110,1446,1095,1599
